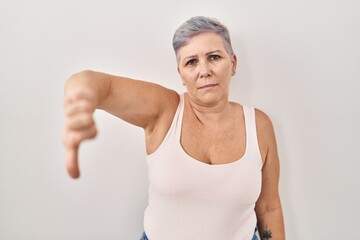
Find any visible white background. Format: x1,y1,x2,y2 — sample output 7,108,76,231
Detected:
1,0,359,239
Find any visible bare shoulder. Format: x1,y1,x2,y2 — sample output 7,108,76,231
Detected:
153,86,179,112
255,108,274,133
145,89,180,154
147,87,179,132
159,87,180,109
254,108,277,164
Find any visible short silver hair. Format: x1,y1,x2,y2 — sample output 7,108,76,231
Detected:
173,16,234,62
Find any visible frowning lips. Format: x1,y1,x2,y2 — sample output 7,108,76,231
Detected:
198,83,219,89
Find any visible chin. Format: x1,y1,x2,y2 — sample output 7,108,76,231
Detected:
197,92,227,105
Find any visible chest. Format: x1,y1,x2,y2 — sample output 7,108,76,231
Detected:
180,109,246,165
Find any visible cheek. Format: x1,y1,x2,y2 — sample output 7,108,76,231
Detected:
180,70,195,82
217,64,232,78
179,71,187,81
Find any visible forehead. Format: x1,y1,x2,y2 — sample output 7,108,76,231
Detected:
178,32,227,59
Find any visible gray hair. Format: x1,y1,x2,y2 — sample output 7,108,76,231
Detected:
172,16,234,62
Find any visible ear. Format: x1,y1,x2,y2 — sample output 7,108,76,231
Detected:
177,67,186,86
231,54,237,76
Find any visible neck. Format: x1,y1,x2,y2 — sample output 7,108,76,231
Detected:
185,93,231,124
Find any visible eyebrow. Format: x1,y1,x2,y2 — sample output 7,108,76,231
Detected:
183,50,223,61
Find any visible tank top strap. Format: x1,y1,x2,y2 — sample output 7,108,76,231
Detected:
147,93,184,160
174,94,185,139
243,106,263,167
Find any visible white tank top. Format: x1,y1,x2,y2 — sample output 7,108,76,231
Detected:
144,94,262,240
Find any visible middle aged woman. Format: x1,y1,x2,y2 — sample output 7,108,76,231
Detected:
63,16,285,240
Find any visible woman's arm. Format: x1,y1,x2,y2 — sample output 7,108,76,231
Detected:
255,109,285,240
63,70,178,178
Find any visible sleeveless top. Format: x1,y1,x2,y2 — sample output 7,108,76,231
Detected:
144,94,263,240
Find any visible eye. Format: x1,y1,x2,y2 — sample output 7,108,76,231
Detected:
209,55,221,61
186,59,198,66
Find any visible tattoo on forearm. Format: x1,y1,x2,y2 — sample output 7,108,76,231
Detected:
262,225,272,239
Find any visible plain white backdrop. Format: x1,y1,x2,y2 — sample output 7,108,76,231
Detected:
1,0,359,239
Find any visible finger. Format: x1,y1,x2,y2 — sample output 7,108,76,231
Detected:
63,127,97,179
63,131,81,179
64,99,95,117
63,125,97,150
66,144,80,179
64,90,96,106
66,113,94,130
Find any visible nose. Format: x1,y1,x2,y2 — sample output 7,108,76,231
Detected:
199,61,212,78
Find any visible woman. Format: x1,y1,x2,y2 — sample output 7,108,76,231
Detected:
63,16,285,240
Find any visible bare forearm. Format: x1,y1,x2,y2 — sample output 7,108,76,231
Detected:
256,206,285,240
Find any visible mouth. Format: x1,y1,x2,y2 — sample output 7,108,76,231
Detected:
198,83,219,89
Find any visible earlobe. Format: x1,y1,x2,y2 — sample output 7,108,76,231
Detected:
231,54,237,76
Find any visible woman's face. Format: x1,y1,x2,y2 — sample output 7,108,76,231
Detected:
177,32,237,106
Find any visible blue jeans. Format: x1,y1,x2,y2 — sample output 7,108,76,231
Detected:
140,231,258,240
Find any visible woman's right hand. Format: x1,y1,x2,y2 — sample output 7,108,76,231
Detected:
63,87,98,179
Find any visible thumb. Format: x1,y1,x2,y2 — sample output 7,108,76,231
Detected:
66,144,80,179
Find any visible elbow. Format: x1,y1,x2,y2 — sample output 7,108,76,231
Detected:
255,199,283,218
